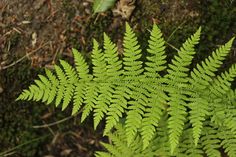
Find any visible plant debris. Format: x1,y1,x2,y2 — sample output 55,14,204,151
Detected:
113,0,136,19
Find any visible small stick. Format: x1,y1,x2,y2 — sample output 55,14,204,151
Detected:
166,20,186,42
0,135,49,157
32,116,73,129
165,41,180,52
0,42,49,70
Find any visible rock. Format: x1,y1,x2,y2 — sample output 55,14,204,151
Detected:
0,86,3,94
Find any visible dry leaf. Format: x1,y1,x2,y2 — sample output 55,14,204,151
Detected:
0,85,3,93
60,149,72,156
112,0,136,19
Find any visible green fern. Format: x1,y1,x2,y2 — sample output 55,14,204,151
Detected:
96,123,157,157
166,27,201,153
17,23,236,156
219,126,236,157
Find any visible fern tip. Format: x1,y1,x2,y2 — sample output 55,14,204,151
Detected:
15,97,20,101
71,110,77,116
72,48,78,54
125,22,131,30
93,38,98,44
103,32,108,37
197,26,202,34
230,36,235,43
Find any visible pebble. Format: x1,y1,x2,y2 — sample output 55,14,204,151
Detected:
0,86,3,94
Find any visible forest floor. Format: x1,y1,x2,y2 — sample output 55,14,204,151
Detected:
0,0,235,156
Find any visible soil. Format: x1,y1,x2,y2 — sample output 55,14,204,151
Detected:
0,0,236,156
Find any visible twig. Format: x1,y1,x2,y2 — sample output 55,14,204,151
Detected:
0,135,49,157
12,27,22,34
93,13,100,24
42,120,56,136
167,20,186,42
0,151,16,157
0,42,49,71
165,41,180,52
32,116,73,129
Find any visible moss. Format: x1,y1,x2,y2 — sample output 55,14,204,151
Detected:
0,62,50,155
62,0,77,21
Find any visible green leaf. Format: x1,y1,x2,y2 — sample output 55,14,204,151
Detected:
93,0,116,13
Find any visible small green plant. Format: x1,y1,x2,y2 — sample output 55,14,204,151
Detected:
17,23,236,156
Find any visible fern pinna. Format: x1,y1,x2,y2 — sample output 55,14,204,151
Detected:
17,23,236,156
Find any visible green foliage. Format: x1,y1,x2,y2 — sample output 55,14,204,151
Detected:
17,23,236,156
93,0,116,13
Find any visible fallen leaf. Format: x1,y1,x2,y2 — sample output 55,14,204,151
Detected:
0,85,3,93
113,0,136,19
60,149,72,156
93,0,116,13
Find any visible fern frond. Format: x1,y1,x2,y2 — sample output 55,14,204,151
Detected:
28,84,41,101
207,65,236,132
98,124,157,157
104,33,123,78
218,127,236,157
16,89,32,101
125,100,144,146
167,27,201,153
99,142,123,157
98,124,135,157
201,125,221,157
140,92,166,149
95,151,112,157
189,97,209,146
224,109,236,137
190,37,235,90
81,83,98,122
145,24,166,77
188,50,235,147
210,64,236,97
209,89,236,137
166,27,201,82
151,116,171,156
72,48,91,80
189,63,236,145
110,124,132,153
17,72,55,103
59,60,78,110
17,24,236,156
123,23,143,76
176,128,203,157
45,69,59,104
31,80,44,101
125,82,152,146
94,33,125,130
71,49,91,115
94,84,115,129
61,82,74,110
92,39,107,81
72,83,85,115
90,39,113,129
38,75,51,102
121,23,149,145
167,97,187,154
104,85,129,135
54,65,67,107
